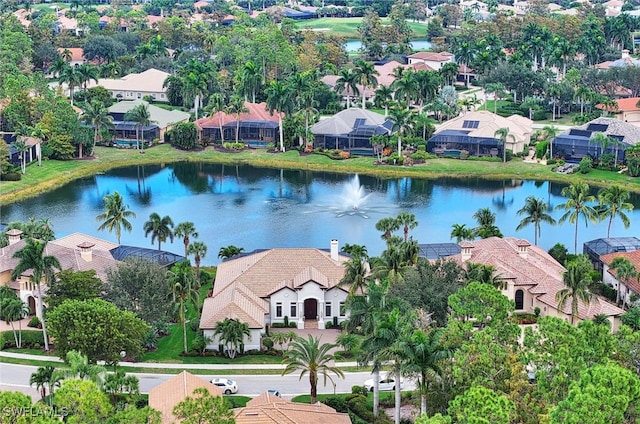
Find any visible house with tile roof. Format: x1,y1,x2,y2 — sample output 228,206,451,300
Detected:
234,391,351,424
0,231,184,318
408,51,454,71
311,108,394,154
443,237,625,329
601,250,640,307
595,97,640,125
427,110,532,157
595,49,640,69
195,102,283,146
200,240,349,352
551,117,640,162
85,68,171,103
148,371,222,424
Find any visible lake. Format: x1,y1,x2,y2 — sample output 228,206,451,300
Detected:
345,39,432,53
3,162,640,265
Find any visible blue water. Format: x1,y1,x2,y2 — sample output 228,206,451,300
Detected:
345,39,432,53
3,163,640,265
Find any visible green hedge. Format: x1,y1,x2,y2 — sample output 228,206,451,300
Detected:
0,330,45,349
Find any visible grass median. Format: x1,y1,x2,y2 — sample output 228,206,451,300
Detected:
3,144,640,206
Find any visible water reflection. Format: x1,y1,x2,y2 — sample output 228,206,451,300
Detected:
3,162,640,265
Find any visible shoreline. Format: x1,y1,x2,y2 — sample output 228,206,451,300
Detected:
2,144,640,206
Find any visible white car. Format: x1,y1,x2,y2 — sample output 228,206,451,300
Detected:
210,378,238,394
363,375,404,392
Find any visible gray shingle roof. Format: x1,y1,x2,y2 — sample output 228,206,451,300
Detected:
312,108,393,136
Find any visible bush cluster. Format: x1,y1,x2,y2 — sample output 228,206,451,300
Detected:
0,330,44,349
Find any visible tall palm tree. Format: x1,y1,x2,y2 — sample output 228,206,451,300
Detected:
591,132,613,160
281,335,345,404
213,318,251,360
266,80,294,152
174,221,198,257
473,207,503,239
439,62,459,87
392,71,419,109
143,212,174,251
81,100,113,158
389,105,415,157
168,261,199,354
452,36,475,87
401,328,451,415
11,239,62,351
58,350,106,388
597,185,634,238
2,297,29,348
484,82,505,113
334,68,359,109
183,71,208,120
239,61,263,103
556,255,596,325
226,95,248,144
353,59,379,110
450,223,475,242
12,138,28,174
494,127,514,163
125,103,153,153
187,241,207,280
339,255,369,296
96,191,136,244
76,63,99,92
30,365,56,403
516,196,556,245
59,65,81,106
375,217,400,241
609,257,636,306
205,93,226,143
395,212,418,242
374,85,394,116
556,182,598,254
543,125,560,159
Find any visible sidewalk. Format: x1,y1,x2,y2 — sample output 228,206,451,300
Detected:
0,351,359,370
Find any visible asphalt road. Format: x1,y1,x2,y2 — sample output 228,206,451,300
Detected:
0,363,414,397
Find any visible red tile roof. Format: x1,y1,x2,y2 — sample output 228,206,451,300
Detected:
57,47,84,62
408,51,453,62
195,102,283,129
596,97,640,112
601,250,640,297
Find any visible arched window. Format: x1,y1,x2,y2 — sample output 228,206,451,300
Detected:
515,289,524,310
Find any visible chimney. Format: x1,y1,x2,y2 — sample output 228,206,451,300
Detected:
77,241,95,262
516,239,531,259
459,241,474,262
622,49,630,59
6,229,23,245
330,239,339,261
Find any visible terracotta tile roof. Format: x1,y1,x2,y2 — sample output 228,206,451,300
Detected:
234,392,351,424
447,237,624,320
85,68,170,94
408,51,454,62
200,248,348,330
57,48,84,62
601,250,640,296
195,102,283,129
148,371,222,424
596,97,640,112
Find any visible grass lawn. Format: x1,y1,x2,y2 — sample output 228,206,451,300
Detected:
31,3,69,11
294,17,428,39
292,391,396,407
535,113,579,126
4,143,640,206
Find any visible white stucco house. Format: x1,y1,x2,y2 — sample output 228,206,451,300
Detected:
199,240,350,353
601,250,640,308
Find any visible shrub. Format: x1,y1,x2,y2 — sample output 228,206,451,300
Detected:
513,313,538,324
0,330,45,349
578,156,592,174
284,316,289,327
271,322,285,328
189,319,200,332
223,142,245,150
262,337,274,350
534,307,541,317
28,316,41,328
535,141,549,159
351,385,369,396
460,150,469,160
322,396,349,413
143,329,158,351
0,172,21,181
289,322,297,328
326,321,333,329
547,158,557,165
411,151,435,161
0,332,4,351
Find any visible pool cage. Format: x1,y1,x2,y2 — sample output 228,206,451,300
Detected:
427,130,502,157
110,122,159,143
551,123,628,163
110,245,186,268
313,120,393,155
201,121,279,145
419,243,462,260
583,237,640,273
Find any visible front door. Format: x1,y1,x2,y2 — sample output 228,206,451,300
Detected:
304,299,317,320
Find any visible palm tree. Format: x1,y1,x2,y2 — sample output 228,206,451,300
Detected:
485,82,505,113
494,127,514,163
392,71,419,109
464,262,505,289
389,106,415,157
395,212,418,242
516,196,556,245
353,59,379,110
266,80,294,152
213,318,251,360
76,63,99,92
609,257,636,306
542,125,560,159
334,68,359,109
11,238,61,351
281,335,345,404
96,191,136,244
30,365,56,403
238,61,263,103
450,223,475,242
439,62,459,87
2,297,29,348
143,212,174,251
375,217,400,241
169,261,199,354
218,245,244,260
12,138,28,174
81,101,113,158
205,93,226,143
556,255,596,324
597,185,634,238
452,36,475,87
591,132,613,160
401,328,450,415
58,350,106,387
226,95,248,143
556,182,598,254
125,103,153,153
374,85,394,116
174,222,198,257
187,241,207,280
183,71,208,120
59,65,81,106
103,370,139,404
339,255,369,296
473,208,503,239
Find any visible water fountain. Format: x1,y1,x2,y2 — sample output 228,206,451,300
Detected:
341,174,372,211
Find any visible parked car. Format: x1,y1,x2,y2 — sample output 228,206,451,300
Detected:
363,374,404,392
267,389,281,397
210,378,238,394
